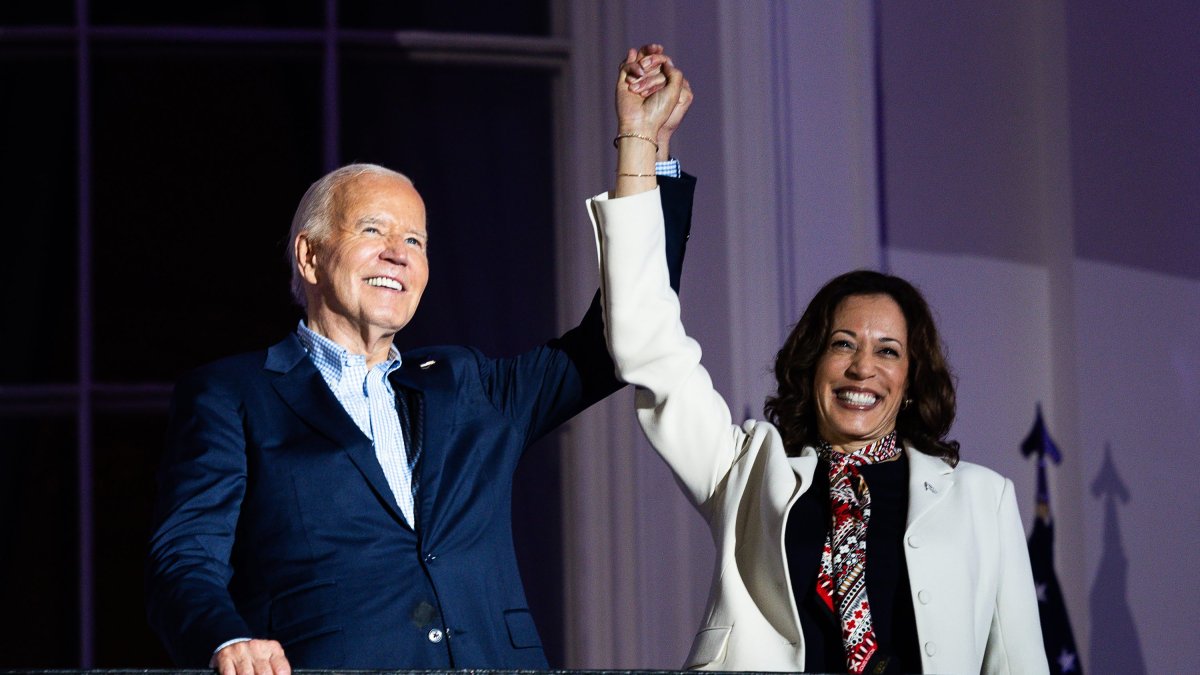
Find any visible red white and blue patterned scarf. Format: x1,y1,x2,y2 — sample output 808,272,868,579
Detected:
815,431,900,674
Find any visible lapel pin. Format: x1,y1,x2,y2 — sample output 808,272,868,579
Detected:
924,481,937,494
419,359,437,370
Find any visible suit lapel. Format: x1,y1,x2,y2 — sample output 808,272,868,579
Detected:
389,354,456,534
266,334,409,526
905,445,956,531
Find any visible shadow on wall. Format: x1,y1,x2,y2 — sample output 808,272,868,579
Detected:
1088,444,1146,674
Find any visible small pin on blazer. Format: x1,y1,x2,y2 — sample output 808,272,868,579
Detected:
419,359,437,370
924,481,937,494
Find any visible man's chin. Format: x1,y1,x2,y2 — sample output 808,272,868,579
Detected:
376,314,416,336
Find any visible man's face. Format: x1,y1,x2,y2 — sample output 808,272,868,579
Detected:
300,173,429,339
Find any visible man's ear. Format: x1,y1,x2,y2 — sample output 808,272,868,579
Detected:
296,233,320,285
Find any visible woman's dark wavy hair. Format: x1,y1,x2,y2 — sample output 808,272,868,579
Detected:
764,270,960,465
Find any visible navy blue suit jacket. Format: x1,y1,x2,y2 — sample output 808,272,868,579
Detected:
146,176,695,669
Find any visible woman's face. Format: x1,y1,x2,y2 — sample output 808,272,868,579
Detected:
813,293,910,452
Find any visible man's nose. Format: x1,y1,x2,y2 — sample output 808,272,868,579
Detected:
380,236,408,264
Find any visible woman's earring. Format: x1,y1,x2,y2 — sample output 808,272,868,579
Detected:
901,397,912,410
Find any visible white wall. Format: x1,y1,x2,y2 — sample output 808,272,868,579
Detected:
1074,262,1200,673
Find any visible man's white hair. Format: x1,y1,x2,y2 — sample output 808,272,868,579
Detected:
287,163,413,308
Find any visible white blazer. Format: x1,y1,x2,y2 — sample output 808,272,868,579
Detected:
588,188,1049,674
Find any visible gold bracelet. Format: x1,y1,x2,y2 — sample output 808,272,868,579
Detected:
616,172,656,177
613,132,659,152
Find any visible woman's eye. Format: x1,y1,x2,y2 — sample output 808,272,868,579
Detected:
831,339,854,351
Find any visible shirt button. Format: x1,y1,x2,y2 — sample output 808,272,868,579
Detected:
427,628,444,643
907,535,923,548
917,589,931,604
924,641,937,656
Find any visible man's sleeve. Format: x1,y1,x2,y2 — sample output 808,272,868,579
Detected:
145,369,254,665
484,174,696,444
657,173,696,292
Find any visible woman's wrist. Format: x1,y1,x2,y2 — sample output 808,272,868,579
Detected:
617,120,660,137
614,135,657,197
613,131,659,153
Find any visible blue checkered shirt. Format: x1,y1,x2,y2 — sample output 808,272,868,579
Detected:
296,321,416,526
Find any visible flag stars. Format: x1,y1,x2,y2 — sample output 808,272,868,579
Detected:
1057,647,1077,672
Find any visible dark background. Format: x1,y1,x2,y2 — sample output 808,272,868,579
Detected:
0,0,568,667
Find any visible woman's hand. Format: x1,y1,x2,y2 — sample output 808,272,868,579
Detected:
614,44,686,197
616,44,684,140
623,44,693,161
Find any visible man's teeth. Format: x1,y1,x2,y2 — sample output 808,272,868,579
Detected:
837,390,878,406
366,277,403,291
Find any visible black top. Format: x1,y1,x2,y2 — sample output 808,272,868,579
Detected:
785,454,922,673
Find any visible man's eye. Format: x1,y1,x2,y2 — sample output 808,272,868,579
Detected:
406,237,424,248
363,226,381,234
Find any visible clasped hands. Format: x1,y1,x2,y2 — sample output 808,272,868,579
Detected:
617,43,693,163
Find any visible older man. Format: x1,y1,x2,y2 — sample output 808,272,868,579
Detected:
145,49,693,673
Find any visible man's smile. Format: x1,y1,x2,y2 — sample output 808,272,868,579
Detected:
365,276,404,291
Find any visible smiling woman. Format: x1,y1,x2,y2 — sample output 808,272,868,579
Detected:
812,294,911,452
594,114,1049,669
767,271,960,467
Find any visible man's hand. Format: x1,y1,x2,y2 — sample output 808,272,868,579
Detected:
613,44,686,198
655,75,692,161
213,639,291,675
624,44,693,160
615,45,685,143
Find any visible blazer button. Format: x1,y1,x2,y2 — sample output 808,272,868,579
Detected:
924,641,937,656
907,535,923,548
428,628,444,643
917,589,931,604
424,552,437,563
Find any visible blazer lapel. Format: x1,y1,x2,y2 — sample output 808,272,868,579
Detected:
266,334,409,526
905,445,956,531
743,443,818,645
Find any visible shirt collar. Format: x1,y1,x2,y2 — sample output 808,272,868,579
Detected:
296,320,402,380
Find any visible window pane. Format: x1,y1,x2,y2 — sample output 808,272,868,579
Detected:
0,416,79,667
340,0,549,36
340,53,556,354
92,44,322,382
91,0,323,28
0,2,74,25
0,46,78,383
94,413,172,666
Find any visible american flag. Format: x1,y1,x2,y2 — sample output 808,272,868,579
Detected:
1021,404,1083,674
